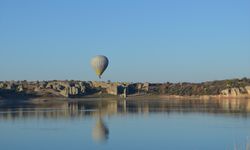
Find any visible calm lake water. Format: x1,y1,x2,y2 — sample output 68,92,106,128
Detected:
1,98,250,150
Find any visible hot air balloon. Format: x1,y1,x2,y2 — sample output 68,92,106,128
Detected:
91,55,109,79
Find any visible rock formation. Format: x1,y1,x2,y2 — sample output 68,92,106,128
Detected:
220,87,249,97
0,78,250,99
245,86,250,94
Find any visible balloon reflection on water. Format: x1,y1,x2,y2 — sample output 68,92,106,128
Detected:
92,117,109,143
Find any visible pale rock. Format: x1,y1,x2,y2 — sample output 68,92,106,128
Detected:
245,86,250,94
17,85,24,92
46,82,54,89
60,89,69,97
6,83,13,90
142,82,150,92
69,86,78,95
221,87,248,96
231,88,240,96
0,83,4,88
106,84,118,95
221,89,230,96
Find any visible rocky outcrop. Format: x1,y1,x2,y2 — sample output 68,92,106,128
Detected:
90,81,130,96
106,84,119,95
0,83,4,89
60,86,81,98
137,83,150,92
245,86,250,94
220,87,249,97
0,81,89,98
16,85,24,92
0,78,250,99
44,81,87,97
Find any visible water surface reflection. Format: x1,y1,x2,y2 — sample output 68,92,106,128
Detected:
0,98,250,120
92,117,109,143
1,98,250,150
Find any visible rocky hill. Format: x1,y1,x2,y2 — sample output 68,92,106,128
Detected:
0,78,250,99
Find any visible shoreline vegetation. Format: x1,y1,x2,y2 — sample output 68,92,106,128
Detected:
0,78,250,100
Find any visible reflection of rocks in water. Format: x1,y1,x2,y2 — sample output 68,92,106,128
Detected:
1,99,250,120
246,143,250,150
246,139,250,150
233,137,250,150
92,118,109,143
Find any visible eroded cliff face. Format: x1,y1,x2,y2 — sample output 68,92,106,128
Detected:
246,86,250,94
0,81,90,98
0,78,250,99
0,81,136,98
220,86,250,97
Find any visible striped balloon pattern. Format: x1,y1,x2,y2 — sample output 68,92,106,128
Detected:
91,55,109,79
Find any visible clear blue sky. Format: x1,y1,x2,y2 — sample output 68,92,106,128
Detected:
0,0,249,82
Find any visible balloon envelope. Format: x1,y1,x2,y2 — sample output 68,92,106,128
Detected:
91,55,109,78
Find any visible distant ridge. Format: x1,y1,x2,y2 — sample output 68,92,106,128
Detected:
0,78,250,99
